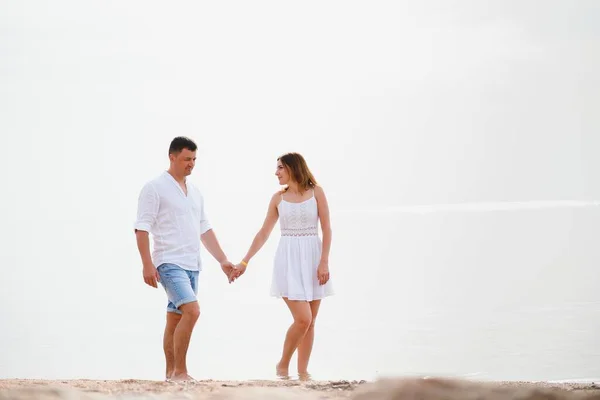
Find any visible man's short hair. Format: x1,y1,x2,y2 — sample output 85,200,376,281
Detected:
169,136,197,154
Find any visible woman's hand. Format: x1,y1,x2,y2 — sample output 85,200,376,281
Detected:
231,262,247,281
317,261,330,285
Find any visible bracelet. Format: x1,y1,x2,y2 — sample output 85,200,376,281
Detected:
240,260,248,267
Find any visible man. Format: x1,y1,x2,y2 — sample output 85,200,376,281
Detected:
134,136,235,382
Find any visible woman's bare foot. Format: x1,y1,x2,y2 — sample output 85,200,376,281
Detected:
276,362,290,380
298,372,312,381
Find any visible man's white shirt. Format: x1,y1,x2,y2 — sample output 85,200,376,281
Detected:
134,171,211,271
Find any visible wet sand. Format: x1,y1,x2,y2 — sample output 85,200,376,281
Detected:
1,378,600,400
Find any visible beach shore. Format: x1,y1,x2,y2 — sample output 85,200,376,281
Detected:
1,378,600,400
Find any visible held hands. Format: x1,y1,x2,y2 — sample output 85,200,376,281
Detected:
220,260,249,284
220,260,236,283
222,261,247,283
231,262,247,281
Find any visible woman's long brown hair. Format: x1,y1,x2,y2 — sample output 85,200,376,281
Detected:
278,152,317,193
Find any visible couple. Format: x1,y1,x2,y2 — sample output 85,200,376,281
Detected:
134,136,334,382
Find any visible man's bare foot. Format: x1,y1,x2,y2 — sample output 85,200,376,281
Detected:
170,373,196,382
276,363,290,380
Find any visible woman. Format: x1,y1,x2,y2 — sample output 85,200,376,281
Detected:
232,152,334,380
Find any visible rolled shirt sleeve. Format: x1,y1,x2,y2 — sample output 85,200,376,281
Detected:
134,182,159,233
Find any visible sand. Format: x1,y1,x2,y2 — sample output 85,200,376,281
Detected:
1,378,600,400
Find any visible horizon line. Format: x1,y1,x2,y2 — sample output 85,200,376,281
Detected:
333,200,600,214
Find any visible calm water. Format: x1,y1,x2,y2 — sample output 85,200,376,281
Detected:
316,206,600,382
1,206,599,382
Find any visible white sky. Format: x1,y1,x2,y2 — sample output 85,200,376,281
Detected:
0,0,598,381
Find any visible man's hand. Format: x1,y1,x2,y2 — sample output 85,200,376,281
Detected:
220,260,235,283
143,263,160,288
231,263,247,280
317,261,330,285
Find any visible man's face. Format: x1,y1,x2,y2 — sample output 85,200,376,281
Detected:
170,148,196,176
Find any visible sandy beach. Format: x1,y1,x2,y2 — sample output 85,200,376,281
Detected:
1,378,600,400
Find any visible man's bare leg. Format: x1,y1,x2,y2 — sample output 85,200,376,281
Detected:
297,300,321,380
276,298,312,378
164,312,182,380
171,301,200,381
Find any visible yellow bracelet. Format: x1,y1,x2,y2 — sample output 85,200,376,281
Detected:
240,260,248,267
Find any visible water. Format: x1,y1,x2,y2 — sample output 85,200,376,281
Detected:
1,205,599,383
314,206,600,382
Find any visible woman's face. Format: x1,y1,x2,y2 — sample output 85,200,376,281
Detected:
275,160,291,185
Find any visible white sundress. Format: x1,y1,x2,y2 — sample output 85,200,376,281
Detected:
270,189,334,301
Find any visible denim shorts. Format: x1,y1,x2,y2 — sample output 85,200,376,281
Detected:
157,263,199,314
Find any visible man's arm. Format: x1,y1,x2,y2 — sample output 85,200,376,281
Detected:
134,182,160,288
201,229,235,282
136,230,160,288
197,192,235,282
200,229,228,264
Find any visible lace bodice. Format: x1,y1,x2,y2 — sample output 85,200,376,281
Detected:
277,192,319,237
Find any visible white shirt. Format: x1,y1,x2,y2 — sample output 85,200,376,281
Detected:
134,171,212,271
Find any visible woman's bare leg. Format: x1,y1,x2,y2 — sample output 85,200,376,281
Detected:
276,298,312,378
297,300,321,379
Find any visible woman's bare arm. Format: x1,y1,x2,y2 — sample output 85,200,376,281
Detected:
240,192,281,267
315,185,332,263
